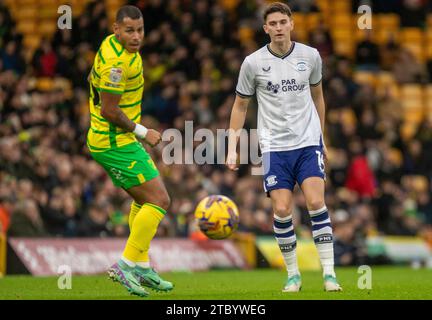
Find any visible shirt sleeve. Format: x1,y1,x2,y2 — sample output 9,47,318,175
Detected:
309,49,322,86
235,56,256,97
98,59,128,95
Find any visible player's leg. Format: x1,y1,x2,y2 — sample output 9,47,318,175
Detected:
123,176,170,265
92,142,172,294
263,152,301,292
109,177,173,293
121,174,174,292
298,146,342,292
91,146,150,297
123,176,168,262
269,188,302,292
128,201,142,232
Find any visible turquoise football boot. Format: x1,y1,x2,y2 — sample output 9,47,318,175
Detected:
282,274,302,292
107,261,149,297
324,274,343,292
134,266,174,292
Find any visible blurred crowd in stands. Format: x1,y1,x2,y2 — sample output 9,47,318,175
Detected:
1,0,432,266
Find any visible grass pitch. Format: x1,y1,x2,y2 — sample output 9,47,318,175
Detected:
0,266,431,300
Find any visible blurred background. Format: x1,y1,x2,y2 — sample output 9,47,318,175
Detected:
1,0,432,274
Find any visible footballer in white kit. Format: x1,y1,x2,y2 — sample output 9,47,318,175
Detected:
226,2,342,293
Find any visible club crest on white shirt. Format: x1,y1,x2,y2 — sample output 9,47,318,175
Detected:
297,61,307,71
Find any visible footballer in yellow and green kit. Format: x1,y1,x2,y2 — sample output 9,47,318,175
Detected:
87,34,159,190
87,7,173,298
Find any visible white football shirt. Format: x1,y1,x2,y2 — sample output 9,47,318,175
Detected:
236,42,323,153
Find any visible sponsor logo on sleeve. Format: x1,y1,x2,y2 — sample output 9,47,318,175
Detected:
109,67,123,83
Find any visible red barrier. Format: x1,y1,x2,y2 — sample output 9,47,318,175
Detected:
8,238,247,276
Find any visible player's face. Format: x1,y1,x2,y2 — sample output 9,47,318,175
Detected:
263,12,294,45
114,17,144,53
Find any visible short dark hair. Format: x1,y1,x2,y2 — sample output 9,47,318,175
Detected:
116,5,143,23
263,2,292,22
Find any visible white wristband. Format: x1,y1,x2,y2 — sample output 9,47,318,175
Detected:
133,124,148,139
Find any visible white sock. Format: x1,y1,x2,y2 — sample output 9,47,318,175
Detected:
121,256,136,268
136,261,150,269
309,206,336,277
273,214,300,278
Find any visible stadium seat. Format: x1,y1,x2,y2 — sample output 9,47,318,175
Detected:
353,71,377,87
376,83,400,99
220,0,240,11
291,13,305,28
425,29,432,42
375,29,400,45
14,7,37,20
388,148,403,167
355,29,375,42
16,21,36,35
427,14,432,27
425,97,432,119
377,14,400,30
332,27,355,58
315,0,329,11
107,1,123,12
331,1,351,13
401,84,423,99
401,43,425,63
376,71,400,98
106,0,123,5
412,176,429,193
425,85,432,100
402,107,424,124
331,29,353,47
400,85,425,123
239,25,254,44
334,42,354,58
305,13,323,31
341,108,357,127
426,40,432,59
23,35,41,52
403,175,430,193
39,7,59,20
401,28,424,43
36,78,55,91
400,121,418,140
330,14,353,29
16,0,36,5
376,72,396,86
38,21,57,38
38,0,56,6
291,28,307,42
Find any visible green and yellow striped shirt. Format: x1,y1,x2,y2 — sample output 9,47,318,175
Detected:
87,34,144,152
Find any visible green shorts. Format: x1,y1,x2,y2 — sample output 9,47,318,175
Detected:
90,142,159,190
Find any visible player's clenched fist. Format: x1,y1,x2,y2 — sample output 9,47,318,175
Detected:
144,129,162,147
226,152,238,171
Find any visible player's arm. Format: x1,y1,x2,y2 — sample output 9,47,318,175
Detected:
227,55,255,171
310,49,328,159
310,82,328,159
226,95,250,171
100,92,161,146
310,82,325,136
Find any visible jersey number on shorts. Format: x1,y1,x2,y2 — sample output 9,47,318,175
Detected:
315,150,325,173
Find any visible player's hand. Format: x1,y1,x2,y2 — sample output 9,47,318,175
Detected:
226,152,238,171
144,129,162,147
